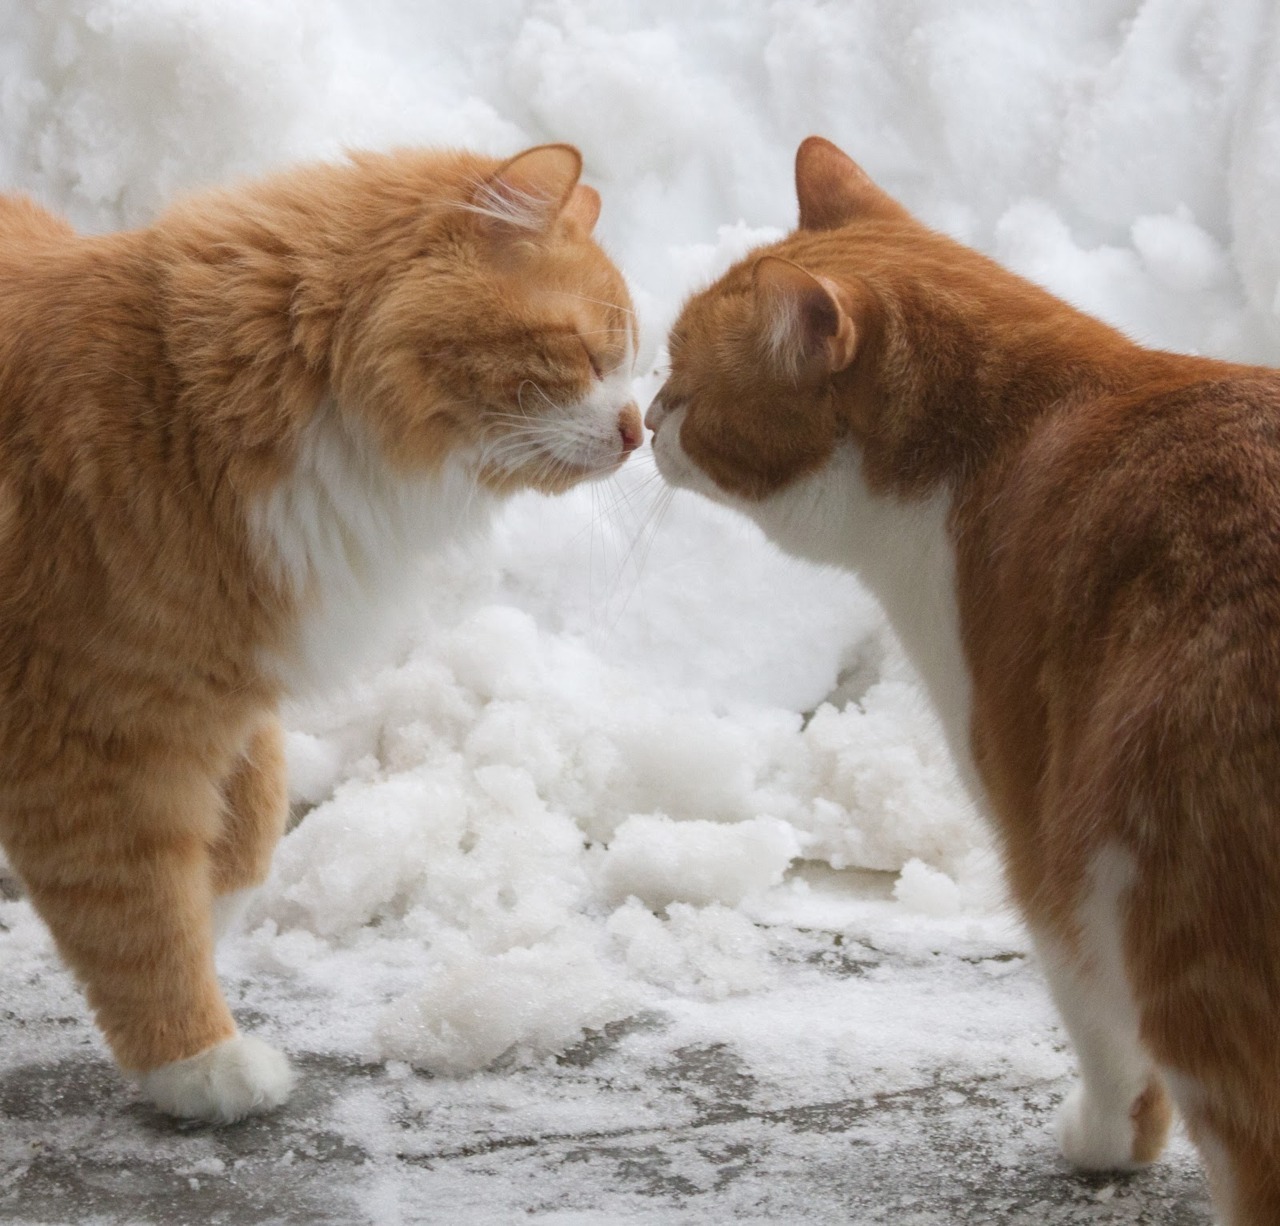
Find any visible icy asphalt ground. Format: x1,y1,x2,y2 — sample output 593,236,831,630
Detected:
2,865,1211,1226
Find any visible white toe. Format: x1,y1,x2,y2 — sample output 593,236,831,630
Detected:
140,1035,294,1123
1056,1084,1143,1170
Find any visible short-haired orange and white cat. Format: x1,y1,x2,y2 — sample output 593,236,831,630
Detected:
0,144,640,1123
649,136,1280,1225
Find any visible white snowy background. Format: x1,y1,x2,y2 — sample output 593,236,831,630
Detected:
2,0,1276,1221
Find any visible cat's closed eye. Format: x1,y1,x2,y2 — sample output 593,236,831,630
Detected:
579,338,604,379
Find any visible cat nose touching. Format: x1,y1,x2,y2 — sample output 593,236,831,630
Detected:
618,402,643,453
644,389,669,434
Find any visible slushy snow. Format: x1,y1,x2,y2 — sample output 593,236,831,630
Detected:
0,0,1273,1217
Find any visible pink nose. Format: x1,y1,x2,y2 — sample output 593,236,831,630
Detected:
618,403,643,453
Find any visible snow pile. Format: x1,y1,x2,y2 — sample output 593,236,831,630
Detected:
256,524,977,1071
2,0,1278,1082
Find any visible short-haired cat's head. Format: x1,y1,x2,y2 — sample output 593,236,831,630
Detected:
322,143,642,496
647,137,959,511
645,139,890,502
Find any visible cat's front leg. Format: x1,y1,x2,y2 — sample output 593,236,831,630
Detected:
1034,848,1172,1170
209,717,289,941
11,773,293,1124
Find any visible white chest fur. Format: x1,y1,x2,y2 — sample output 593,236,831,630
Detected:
760,449,977,798
655,412,978,800
247,402,495,693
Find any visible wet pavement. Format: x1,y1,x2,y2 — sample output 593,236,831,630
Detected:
1,959,1213,1226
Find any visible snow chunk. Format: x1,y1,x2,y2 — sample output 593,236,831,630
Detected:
608,900,772,1000
893,858,962,919
600,815,801,910
374,926,635,1076
283,730,346,808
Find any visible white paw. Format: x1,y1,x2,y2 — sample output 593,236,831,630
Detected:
139,1035,294,1124
211,886,257,943
1056,1084,1143,1170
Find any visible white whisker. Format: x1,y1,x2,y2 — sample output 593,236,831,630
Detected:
559,292,637,320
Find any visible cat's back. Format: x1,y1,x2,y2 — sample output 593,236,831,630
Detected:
1004,363,1280,618
0,194,154,323
0,193,74,251
0,194,167,629
1079,369,1280,688
967,360,1280,799
0,195,76,331
0,195,160,434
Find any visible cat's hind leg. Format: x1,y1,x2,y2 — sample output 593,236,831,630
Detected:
1128,876,1280,1225
1160,1073,1280,1226
8,769,292,1123
209,717,288,941
1034,846,1173,1170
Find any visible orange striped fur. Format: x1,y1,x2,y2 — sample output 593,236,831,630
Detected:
0,143,640,1122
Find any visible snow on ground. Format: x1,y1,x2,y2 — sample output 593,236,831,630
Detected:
1,0,1275,1221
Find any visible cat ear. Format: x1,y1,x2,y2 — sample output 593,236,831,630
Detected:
795,136,905,230
562,184,601,233
475,144,584,234
754,256,860,379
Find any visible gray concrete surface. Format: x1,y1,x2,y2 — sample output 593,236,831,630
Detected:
1,969,1213,1226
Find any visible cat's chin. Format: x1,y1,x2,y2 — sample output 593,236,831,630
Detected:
571,453,633,486
479,454,631,497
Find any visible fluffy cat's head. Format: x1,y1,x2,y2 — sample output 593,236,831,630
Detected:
321,144,642,496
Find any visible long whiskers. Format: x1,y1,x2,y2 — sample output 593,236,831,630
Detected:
570,449,679,639
472,412,679,655
474,373,678,639
558,292,638,320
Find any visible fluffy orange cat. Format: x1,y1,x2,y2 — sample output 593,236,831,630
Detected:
0,143,641,1123
648,136,1280,1224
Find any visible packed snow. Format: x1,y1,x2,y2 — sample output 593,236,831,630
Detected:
2,0,1273,1220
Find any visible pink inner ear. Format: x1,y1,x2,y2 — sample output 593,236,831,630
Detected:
563,185,601,233
481,144,583,231
754,256,859,376
755,256,835,336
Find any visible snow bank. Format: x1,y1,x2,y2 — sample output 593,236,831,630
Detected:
3,0,1278,1076
259,529,977,1070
